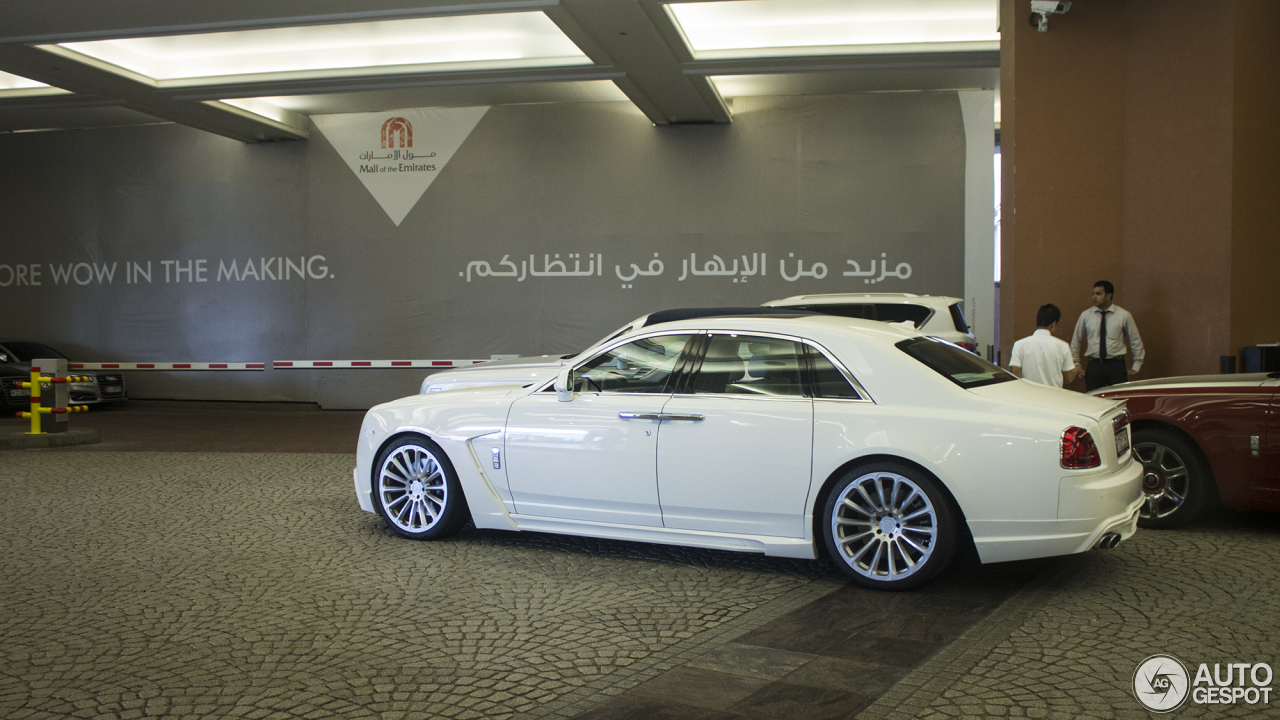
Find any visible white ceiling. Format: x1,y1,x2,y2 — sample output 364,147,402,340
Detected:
0,0,999,141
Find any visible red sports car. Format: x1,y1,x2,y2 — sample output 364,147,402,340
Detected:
1091,372,1280,527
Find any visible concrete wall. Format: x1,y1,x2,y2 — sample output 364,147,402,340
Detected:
1,92,983,408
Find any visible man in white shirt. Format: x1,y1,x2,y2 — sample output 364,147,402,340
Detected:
1009,304,1079,388
1070,280,1145,391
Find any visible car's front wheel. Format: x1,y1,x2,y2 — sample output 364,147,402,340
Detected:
1132,428,1211,529
373,435,469,540
823,463,957,590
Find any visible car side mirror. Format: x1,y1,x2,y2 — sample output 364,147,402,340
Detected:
555,366,574,402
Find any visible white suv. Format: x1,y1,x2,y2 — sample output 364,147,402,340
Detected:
762,293,977,353
420,297,977,394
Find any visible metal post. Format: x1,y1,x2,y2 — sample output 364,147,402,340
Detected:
33,358,68,434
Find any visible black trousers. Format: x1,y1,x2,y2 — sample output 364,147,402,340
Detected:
1085,357,1128,391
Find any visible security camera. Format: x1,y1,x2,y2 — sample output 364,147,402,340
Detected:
1030,0,1070,32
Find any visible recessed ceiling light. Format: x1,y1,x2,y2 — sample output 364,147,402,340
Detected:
667,0,998,58
42,12,590,87
0,71,49,90
0,70,70,97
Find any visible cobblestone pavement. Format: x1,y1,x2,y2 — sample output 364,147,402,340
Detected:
0,452,841,720
2,447,1278,719
860,508,1280,720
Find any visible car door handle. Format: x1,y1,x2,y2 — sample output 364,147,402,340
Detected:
617,412,704,421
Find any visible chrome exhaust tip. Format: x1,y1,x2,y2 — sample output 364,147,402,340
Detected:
1095,532,1122,550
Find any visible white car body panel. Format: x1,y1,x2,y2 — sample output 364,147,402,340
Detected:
505,392,666,526
763,293,976,348
419,317,645,394
656,394,813,538
420,355,567,394
358,316,1143,569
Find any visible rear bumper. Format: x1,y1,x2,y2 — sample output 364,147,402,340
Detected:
972,459,1144,564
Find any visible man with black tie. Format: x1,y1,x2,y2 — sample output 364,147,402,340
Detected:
1070,280,1145,391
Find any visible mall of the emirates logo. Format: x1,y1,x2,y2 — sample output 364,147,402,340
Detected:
312,106,489,226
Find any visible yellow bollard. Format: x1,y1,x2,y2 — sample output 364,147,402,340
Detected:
15,372,91,435
26,369,39,435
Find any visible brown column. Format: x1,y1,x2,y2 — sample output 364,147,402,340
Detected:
1122,0,1234,379
1230,1,1280,354
1000,0,1279,382
1000,0,1126,384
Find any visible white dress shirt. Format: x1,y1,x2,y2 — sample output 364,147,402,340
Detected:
1070,304,1145,372
1010,329,1076,388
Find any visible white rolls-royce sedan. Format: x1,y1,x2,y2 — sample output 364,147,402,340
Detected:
355,314,1142,590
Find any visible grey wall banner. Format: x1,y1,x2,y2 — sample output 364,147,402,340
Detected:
311,106,489,226
0,92,969,409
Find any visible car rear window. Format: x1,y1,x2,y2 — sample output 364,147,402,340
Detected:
896,337,1014,389
873,304,932,327
948,303,970,333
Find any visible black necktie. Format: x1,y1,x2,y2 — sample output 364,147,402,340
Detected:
1099,311,1108,361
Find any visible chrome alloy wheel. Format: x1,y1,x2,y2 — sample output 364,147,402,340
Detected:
831,471,938,582
1133,441,1189,521
378,444,449,534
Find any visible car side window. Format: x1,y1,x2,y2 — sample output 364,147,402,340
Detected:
805,346,862,399
573,334,691,394
692,335,804,398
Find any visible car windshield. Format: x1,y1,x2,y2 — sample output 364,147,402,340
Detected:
896,337,1014,389
1,341,68,362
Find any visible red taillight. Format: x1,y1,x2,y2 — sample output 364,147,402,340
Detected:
1061,426,1101,468
957,342,979,355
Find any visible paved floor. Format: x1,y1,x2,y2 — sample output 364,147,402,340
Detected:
1,403,1277,719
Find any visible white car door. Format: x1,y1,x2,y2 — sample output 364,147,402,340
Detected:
503,333,693,527
656,333,813,538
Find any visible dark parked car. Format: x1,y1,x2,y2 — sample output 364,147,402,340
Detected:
0,339,127,410
1092,372,1280,527
0,368,31,414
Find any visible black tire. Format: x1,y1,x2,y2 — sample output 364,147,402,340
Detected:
372,435,469,540
822,462,958,591
1132,428,1212,529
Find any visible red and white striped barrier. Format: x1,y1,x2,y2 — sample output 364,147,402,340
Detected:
70,362,266,371
66,359,498,371
273,360,488,369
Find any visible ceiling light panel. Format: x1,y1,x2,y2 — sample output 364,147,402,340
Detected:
0,71,50,90
48,13,589,86
667,0,998,58
0,70,70,98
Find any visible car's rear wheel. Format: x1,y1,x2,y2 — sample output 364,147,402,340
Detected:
373,435,469,540
1132,428,1211,529
823,463,957,590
